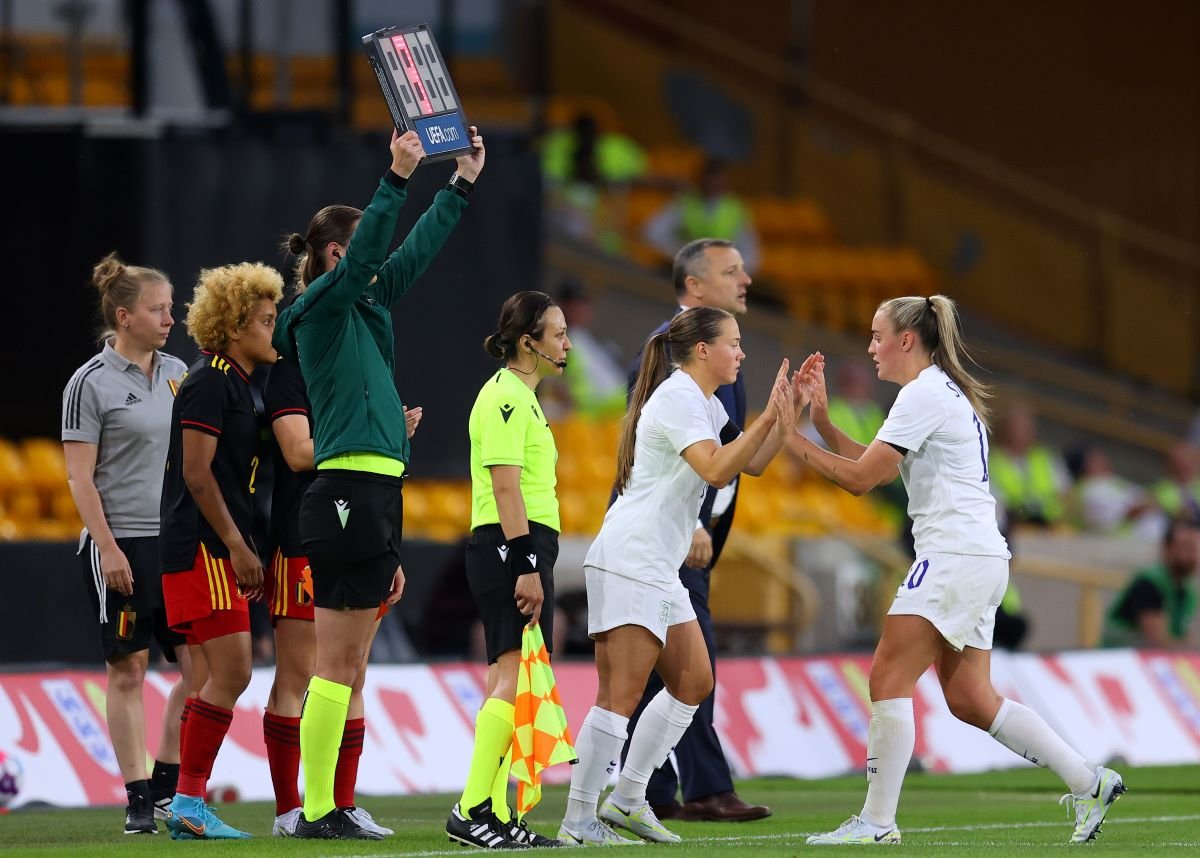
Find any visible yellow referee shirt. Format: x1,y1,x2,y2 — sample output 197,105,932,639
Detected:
468,369,560,532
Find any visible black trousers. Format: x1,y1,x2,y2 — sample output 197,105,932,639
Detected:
621,562,734,804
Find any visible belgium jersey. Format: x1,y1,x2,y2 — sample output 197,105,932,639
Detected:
263,356,314,557
160,352,262,573
468,369,559,532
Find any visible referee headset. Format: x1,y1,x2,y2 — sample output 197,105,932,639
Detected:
521,299,567,368
523,335,566,370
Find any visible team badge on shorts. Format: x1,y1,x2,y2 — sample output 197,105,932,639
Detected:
116,605,137,640
299,565,314,606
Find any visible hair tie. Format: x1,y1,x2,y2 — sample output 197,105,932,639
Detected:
925,296,934,311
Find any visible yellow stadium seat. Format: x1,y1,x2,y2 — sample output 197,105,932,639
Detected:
22,438,68,493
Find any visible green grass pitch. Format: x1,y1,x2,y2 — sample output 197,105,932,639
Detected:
0,765,1196,856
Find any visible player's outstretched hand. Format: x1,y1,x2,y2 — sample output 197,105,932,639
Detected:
800,352,828,418
386,564,406,605
771,362,796,439
390,129,425,178
454,126,485,182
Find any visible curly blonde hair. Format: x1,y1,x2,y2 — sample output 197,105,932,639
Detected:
186,262,284,352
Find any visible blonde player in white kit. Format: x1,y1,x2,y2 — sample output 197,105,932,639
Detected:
793,295,1125,846
558,306,806,846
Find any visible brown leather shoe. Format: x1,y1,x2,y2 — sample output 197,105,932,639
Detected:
681,791,771,822
650,800,690,821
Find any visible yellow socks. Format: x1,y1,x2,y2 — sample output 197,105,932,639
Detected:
491,747,513,823
300,676,351,822
460,697,514,812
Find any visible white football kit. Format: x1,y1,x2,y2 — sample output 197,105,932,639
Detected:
875,365,1011,651
585,369,730,644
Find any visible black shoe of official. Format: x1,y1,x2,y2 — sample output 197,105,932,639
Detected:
446,798,529,849
507,816,563,847
124,793,158,835
336,807,385,840
294,808,346,839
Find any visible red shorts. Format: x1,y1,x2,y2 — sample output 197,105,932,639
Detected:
267,551,316,623
267,551,390,624
163,544,251,643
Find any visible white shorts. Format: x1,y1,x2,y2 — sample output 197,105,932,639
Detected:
887,553,1009,652
585,565,696,647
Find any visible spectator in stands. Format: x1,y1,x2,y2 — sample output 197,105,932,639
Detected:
1151,442,1200,523
549,277,627,419
1065,444,1156,537
643,158,760,274
825,361,886,445
621,239,772,825
542,112,647,253
62,253,192,835
1102,518,1199,649
989,401,1070,528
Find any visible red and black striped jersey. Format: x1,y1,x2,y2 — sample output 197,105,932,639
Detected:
159,352,261,573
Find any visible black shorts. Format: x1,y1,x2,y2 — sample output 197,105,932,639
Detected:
466,521,558,664
300,470,403,610
79,534,184,663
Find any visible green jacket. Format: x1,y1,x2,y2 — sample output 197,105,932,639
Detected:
1102,564,1197,647
273,173,467,466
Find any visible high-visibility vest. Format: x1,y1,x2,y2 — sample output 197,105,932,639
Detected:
989,446,1064,523
1102,564,1197,647
827,398,885,446
679,192,749,242
1151,479,1200,519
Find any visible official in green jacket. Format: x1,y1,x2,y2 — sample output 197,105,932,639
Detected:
1103,518,1199,649
273,127,485,839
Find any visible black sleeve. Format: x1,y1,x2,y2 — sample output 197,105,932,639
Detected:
886,442,909,456
178,369,227,438
719,420,741,445
263,357,310,423
1121,578,1167,619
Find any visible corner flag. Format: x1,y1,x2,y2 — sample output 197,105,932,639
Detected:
511,622,577,819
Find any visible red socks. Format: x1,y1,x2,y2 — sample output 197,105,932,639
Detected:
176,698,232,798
263,712,303,815
334,717,365,808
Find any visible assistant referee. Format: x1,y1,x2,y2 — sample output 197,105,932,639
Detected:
446,291,570,850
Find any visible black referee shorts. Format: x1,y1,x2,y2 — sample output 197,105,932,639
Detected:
79,534,184,663
300,470,403,610
466,521,558,664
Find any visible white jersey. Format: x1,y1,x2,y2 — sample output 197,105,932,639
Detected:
875,365,1010,558
585,369,730,586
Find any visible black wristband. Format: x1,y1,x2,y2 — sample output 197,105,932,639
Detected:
384,170,410,190
445,173,474,198
508,533,536,575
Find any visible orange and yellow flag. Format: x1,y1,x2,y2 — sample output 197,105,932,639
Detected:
511,622,577,820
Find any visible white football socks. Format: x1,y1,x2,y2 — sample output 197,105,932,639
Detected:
860,698,914,829
613,690,699,808
988,698,1096,795
565,707,629,825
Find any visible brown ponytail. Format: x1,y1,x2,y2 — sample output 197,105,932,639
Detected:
281,204,362,292
614,306,733,493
